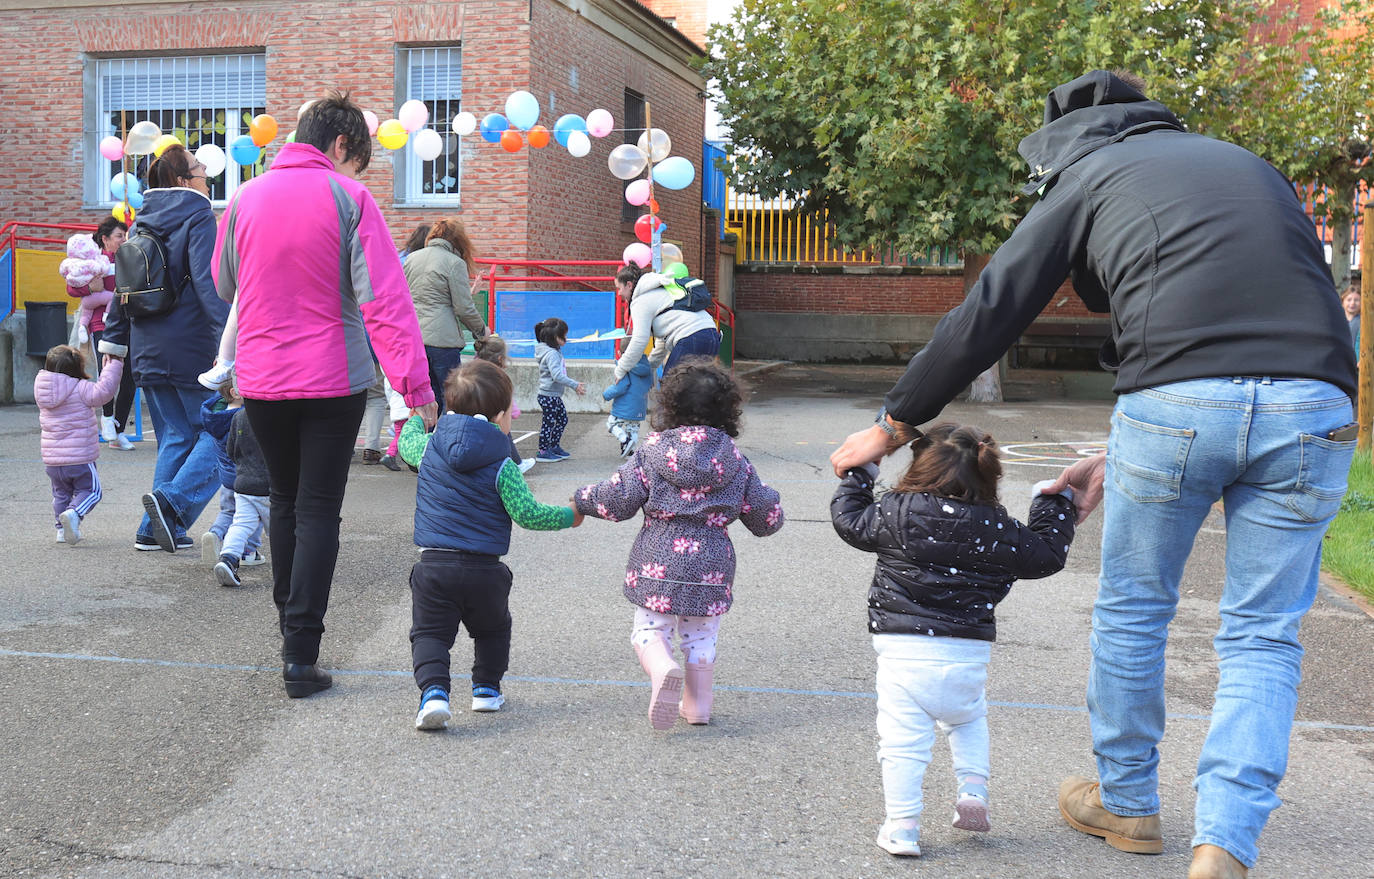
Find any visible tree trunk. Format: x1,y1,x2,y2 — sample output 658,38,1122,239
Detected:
1329,202,1354,292
963,253,1002,403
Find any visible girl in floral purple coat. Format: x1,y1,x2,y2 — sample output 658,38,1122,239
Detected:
575,360,784,729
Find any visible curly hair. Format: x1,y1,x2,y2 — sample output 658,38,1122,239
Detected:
892,422,1001,504
92,216,127,251
651,358,743,437
44,344,86,380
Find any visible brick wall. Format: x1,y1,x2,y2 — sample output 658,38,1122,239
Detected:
636,0,709,48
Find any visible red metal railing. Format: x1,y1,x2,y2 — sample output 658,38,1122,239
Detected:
0,220,99,323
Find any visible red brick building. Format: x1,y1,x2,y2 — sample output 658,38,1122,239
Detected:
0,0,706,272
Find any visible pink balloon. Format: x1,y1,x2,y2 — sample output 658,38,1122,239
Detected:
625,179,651,206
99,135,124,162
362,110,379,136
622,242,652,268
587,108,614,138
398,100,429,133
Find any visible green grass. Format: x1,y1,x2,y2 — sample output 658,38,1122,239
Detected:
1324,450,1374,601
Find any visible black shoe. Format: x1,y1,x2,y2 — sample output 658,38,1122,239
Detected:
141,491,176,552
379,454,403,471
362,449,382,465
283,663,333,698
214,555,241,588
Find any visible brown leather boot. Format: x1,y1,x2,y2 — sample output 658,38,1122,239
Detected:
1188,844,1248,879
1057,776,1163,854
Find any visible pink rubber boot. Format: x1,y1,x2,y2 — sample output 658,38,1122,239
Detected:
679,661,714,724
634,636,683,730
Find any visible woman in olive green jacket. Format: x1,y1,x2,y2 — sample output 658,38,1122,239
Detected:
402,218,488,412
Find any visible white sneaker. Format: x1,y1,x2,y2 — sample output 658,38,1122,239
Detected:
55,530,66,543
876,819,921,857
471,687,505,712
517,458,536,474
240,550,267,567
415,690,452,730
112,433,135,451
59,510,81,545
100,415,117,442
197,359,234,391
201,532,223,564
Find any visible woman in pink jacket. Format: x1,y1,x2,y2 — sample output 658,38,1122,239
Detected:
35,344,124,545
212,91,436,699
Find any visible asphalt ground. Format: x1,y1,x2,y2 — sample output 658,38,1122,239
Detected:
1,364,1370,878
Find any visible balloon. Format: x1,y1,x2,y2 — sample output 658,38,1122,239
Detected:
586,108,614,138
229,134,261,165
398,99,429,133
125,120,162,156
634,213,664,244
667,261,689,279
298,100,315,120
661,242,683,264
413,128,443,161
648,197,660,213
127,190,145,210
195,143,227,177
285,129,296,143
99,135,124,162
652,156,695,190
566,130,591,158
362,110,379,135
625,179,651,206
553,114,587,147
504,90,540,130
452,111,476,136
109,172,140,200
608,143,648,180
249,113,278,147
480,113,509,143
636,128,672,162
152,134,181,157
111,203,135,223
527,125,550,149
377,119,409,150
500,129,523,152
622,242,652,268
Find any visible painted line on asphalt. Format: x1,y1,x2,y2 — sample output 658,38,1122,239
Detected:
3,647,1371,733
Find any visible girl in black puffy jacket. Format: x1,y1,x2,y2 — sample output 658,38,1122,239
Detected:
830,423,1077,858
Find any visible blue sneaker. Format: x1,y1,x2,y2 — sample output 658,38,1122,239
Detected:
415,686,451,730
535,449,561,463
551,445,572,460
471,685,505,712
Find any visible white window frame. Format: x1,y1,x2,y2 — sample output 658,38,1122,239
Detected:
395,45,463,206
83,52,266,208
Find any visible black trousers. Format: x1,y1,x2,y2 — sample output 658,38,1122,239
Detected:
409,550,513,694
90,329,137,430
243,392,366,665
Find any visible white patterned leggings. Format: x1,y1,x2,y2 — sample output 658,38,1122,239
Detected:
632,607,722,664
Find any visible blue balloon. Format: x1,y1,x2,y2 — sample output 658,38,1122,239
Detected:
505,91,540,131
127,190,145,210
651,156,696,190
480,113,510,144
552,114,587,148
229,134,261,165
109,172,140,200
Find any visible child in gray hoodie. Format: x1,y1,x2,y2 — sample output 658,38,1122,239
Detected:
533,317,586,463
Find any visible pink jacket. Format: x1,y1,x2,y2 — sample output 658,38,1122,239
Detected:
212,144,433,407
34,361,123,465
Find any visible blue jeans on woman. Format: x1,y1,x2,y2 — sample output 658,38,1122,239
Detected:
663,327,721,375
425,345,463,415
138,384,222,543
1089,377,1354,867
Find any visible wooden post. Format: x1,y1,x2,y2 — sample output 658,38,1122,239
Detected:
1360,203,1373,452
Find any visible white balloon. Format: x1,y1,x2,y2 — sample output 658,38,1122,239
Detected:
452,111,477,137
413,129,443,162
566,130,591,158
125,120,162,156
195,143,227,178
608,144,648,180
636,128,672,162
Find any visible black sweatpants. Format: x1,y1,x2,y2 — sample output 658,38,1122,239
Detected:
409,549,513,694
244,392,367,665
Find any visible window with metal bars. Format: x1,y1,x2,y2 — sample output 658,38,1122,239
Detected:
84,53,266,206
622,89,645,222
397,46,463,204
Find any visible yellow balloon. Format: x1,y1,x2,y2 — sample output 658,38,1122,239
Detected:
152,134,182,157
377,119,409,150
112,203,135,224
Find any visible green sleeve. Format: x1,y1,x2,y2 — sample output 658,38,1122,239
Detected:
398,415,429,468
496,460,576,530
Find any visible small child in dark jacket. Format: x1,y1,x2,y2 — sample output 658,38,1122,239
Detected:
211,374,271,588
200,380,264,569
603,356,652,457
400,359,583,731
831,423,1076,858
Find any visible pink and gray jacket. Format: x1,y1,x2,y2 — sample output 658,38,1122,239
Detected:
212,143,433,407
34,361,123,465
575,426,785,617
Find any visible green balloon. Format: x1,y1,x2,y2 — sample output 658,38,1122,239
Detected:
286,129,297,143
667,262,689,279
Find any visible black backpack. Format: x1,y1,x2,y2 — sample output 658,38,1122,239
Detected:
659,275,713,314
115,228,185,318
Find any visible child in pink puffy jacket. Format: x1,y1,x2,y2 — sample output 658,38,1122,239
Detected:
57,234,112,345
35,345,124,545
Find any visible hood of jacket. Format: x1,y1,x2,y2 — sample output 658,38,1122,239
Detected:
428,412,512,474
1017,70,1183,195
626,358,653,379
631,272,672,300
34,370,81,410
136,186,214,238
638,426,743,490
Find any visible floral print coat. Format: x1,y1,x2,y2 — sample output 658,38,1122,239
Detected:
576,425,784,617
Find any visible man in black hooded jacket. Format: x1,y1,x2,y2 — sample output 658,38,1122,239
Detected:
832,71,1356,879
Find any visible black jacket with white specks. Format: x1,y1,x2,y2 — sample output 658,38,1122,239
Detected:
830,467,1076,641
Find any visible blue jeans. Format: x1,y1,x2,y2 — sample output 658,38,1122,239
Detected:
139,385,222,541
1090,377,1354,867
663,327,721,375
425,345,463,416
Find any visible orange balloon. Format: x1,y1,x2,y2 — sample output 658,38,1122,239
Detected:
527,125,550,149
500,129,523,152
648,198,661,213
250,113,278,147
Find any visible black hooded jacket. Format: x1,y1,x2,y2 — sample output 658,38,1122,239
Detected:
831,467,1076,641
884,71,1356,426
